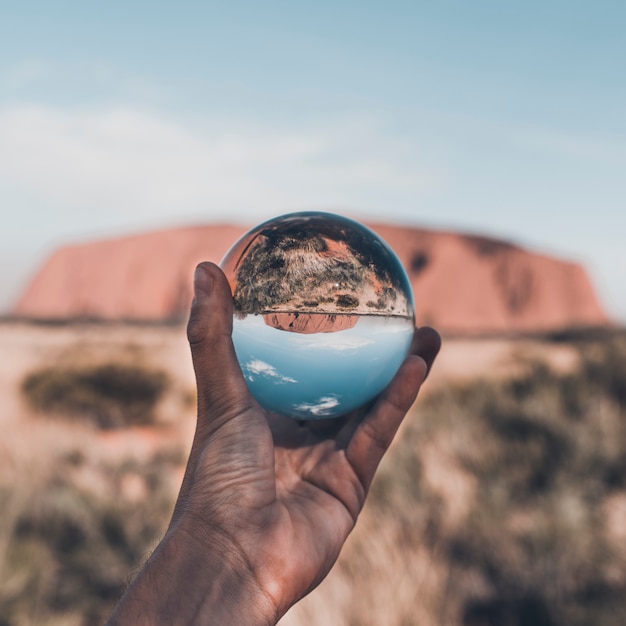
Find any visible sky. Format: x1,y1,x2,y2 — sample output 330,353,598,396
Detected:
1,0,624,321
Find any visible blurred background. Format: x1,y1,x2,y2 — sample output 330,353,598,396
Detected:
1,2,625,625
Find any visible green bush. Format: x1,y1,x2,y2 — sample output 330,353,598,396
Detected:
21,363,169,428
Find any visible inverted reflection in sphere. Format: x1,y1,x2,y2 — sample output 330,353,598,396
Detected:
220,212,415,420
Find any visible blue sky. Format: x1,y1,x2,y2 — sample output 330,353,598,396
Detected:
1,1,624,321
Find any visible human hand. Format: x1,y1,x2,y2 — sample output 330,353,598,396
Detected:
108,262,440,625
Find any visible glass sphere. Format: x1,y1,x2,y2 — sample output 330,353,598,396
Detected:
220,212,415,420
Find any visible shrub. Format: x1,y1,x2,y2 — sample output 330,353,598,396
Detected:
21,363,169,428
361,330,626,626
0,452,179,626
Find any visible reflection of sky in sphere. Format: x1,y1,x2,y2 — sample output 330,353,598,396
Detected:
232,314,414,419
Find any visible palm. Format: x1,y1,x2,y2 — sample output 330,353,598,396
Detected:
177,403,366,609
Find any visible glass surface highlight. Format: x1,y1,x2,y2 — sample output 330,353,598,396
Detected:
220,212,415,420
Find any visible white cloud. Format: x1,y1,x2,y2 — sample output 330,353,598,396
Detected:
244,359,297,384
0,104,436,227
294,396,341,417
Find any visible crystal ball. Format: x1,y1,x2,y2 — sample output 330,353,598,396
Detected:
220,212,415,420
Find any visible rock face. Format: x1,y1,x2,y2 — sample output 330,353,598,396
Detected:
13,222,609,334
263,312,359,334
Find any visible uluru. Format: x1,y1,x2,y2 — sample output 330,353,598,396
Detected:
12,220,609,335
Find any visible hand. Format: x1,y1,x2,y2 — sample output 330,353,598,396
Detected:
108,262,440,625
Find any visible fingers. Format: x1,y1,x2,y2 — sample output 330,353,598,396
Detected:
345,326,441,491
187,262,252,429
410,326,441,377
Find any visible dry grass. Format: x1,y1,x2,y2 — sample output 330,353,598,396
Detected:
282,330,626,626
0,449,182,626
1,323,624,625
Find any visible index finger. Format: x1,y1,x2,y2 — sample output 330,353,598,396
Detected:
345,326,441,491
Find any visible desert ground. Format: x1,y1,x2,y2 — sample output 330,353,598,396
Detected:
0,321,624,625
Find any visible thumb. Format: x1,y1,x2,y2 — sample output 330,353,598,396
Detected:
187,262,252,430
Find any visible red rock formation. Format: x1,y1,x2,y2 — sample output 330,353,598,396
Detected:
13,221,609,334
263,312,359,334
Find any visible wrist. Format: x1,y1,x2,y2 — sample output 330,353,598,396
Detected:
107,522,278,626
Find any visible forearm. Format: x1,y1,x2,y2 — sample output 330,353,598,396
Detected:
106,524,278,626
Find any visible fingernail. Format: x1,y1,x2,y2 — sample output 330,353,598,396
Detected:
416,355,431,380
194,264,213,295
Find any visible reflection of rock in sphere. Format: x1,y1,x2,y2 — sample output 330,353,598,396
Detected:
220,212,416,419
225,214,413,318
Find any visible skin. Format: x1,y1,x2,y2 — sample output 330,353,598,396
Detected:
107,262,441,626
